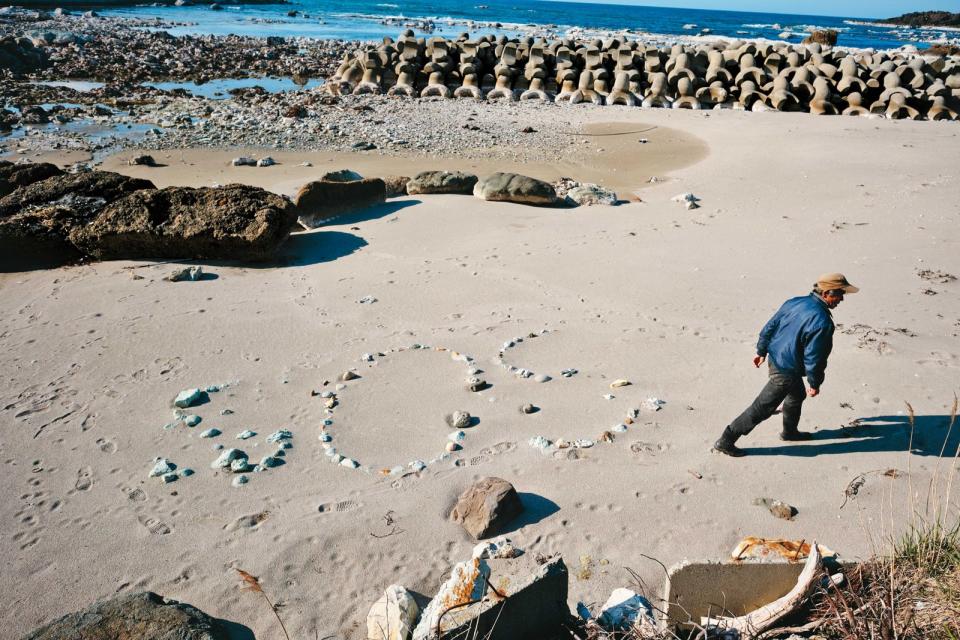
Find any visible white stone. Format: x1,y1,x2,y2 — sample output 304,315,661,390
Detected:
448,430,466,443
232,475,248,487
597,588,656,631
409,460,426,472
265,429,292,443
174,388,203,408
340,458,360,469
149,458,174,477
236,430,256,440
184,414,201,427
199,428,221,438
366,584,420,640
529,435,552,451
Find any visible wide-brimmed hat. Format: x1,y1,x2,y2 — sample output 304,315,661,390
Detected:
817,273,859,294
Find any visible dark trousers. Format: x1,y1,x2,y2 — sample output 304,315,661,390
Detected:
728,363,806,437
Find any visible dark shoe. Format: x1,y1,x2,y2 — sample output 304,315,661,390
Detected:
713,427,747,457
780,430,814,441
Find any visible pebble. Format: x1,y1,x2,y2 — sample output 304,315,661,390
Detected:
357,295,378,304
236,430,256,440
319,433,332,442
174,388,204,408
410,460,427,472
448,430,466,443
603,394,615,400
446,441,460,452
320,391,335,399
230,458,253,473
232,475,248,487
265,429,293,443
612,423,628,433
561,368,578,377
610,379,631,388
259,456,282,469
521,404,537,414
467,377,488,392
644,397,666,411
211,448,246,469
449,410,471,429
220,409,233,416
256,156,275,167
574,439,595,449
179,468,194,477
149,458,175,477
161,472,178,483
164,266,203,282
199,428,221,438
212,443,223,450
340,370,360,381
184,415,201,427
232,156,256,166
533,373,551,383
330,453,344,463
340,458,359,469
529,435,552,451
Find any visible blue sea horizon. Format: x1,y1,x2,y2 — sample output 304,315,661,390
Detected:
94,0,955,50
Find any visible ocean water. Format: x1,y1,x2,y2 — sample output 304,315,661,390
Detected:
98,0,958,50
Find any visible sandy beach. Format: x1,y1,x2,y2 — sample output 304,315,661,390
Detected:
3,102,959,637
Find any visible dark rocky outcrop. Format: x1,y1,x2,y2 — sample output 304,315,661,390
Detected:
406,171,478,195
0,170,154,271
0,170,155,219
294,177,386,228
21,591,230,640
0,35,49,76
0,161,63,198
70,184,297,261
449,476,524,539
473,172,559,206
882,11,960,27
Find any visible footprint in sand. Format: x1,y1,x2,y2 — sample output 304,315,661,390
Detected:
74,467,93,492
318,499,361,514
122,485,147,502
96,438,117,454
137,515,171,535
453,442,517,468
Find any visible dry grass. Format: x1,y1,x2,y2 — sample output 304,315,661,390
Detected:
810,397,960,640
237,568,292,640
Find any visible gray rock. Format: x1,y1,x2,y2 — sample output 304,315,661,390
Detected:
164,266,203,282
294,177,385,229
566,184,618,206
232,475,248,487
340,370,360,381
318,169,363,182
256,157,275,167
129,155,157,167
20,591,230,640
149,458,175,477
183,415,201,427
230,458,253,473
406,171,478,195
174,388,205,408
447,410,472,429
199,428,220,438
473,172,559,206
259,456,283,469
211,448,246,469
449,476,524,539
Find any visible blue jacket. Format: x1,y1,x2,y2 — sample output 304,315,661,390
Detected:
756,293,835,389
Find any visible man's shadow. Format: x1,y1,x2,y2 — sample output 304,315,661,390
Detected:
745,413,960,457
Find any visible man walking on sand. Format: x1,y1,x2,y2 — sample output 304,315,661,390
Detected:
713,273,859,457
